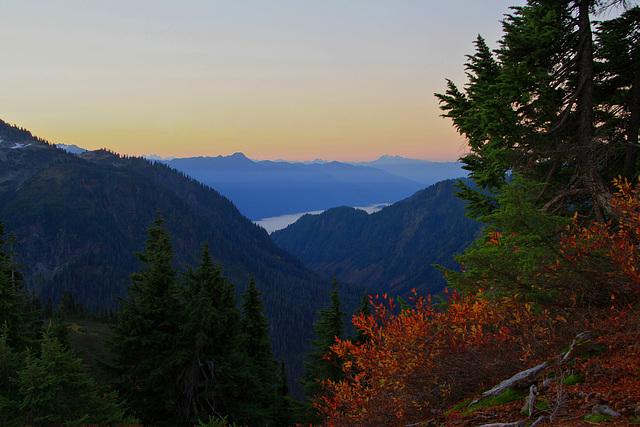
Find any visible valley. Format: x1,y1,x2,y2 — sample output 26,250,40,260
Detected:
3,1,639,424
0,118,472,402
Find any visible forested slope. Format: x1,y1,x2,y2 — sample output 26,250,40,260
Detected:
0,119,362,393
272,179,482,298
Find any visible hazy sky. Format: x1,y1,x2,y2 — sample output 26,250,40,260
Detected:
1,1,526,161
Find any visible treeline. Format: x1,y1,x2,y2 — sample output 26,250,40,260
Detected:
0,127,354,398
0,213,367,426
0,213,302,426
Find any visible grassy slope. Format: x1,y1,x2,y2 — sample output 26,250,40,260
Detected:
64,316,114,384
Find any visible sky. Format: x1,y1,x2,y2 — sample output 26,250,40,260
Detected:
0,0,527,162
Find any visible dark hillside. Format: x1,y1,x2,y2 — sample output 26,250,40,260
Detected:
0,119,361,394
272,179,482,298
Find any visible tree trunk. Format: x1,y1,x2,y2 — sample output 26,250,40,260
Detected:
576,0,611,221
624,68,640,179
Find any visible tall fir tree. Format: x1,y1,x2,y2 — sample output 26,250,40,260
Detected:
435,1,640,305
272,359,295,427
300,278,346,402
108,212,185,425
178,244,243,424
436,0,639,222
0,222,31,350
238,278,278,426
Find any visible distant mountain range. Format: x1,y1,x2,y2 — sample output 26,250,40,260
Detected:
272,179,482,299
55,146,467,221
347,155,466,186
0,119,362,396
162,153,465,220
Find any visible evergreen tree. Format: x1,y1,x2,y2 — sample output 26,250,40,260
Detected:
0,222,30,349
273,359,295,427
434,0,640,308
238,278,278,426
178,244,243,424
50,305,71,349
300,278,346,401
0,322,20,425
349,291,372,345
58,290,77,315
108,212,184,425
43,298,53,319
9,328,132,426
442,177,572,302
436,0,639,222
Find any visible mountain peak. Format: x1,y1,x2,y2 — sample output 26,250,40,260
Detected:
55,143,87,154
372,155,433,165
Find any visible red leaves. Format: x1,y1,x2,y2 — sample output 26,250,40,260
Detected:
314,178,640,426
552,177,640,305
315,291,558,426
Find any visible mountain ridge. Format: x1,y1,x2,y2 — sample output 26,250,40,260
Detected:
165,154,429,219
0,119,362,397
271,178,482,298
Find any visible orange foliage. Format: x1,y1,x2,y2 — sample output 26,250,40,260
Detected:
314,180,640,426
316,179,640,426
555,177,640,304
315,291,559,426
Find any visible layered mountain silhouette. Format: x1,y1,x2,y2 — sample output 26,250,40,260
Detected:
164,154,464,220
272,179,482,299
0,118,477,397
348,155,465,185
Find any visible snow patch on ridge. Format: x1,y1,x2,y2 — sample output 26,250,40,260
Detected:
10,142,32,149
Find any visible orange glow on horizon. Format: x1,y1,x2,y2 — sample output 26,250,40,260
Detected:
1,1,525,164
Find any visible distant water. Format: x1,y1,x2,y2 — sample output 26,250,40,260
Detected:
255,203,389,234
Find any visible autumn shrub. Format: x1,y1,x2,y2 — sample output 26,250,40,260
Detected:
315,291,559,426
447,177,640,310
316,179,640,426
552,177,640,307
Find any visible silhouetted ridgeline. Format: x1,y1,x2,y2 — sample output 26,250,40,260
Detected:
165,153,428,220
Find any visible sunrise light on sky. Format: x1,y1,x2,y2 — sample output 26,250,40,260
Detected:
1,1,526,162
